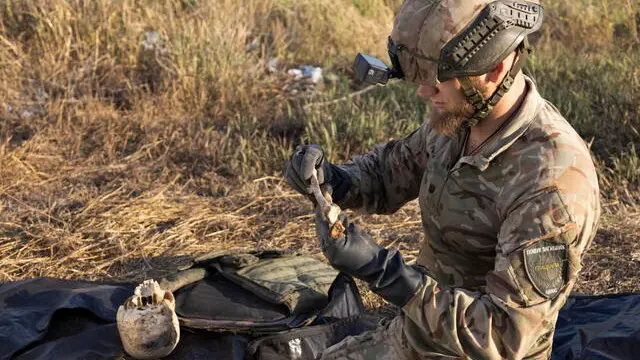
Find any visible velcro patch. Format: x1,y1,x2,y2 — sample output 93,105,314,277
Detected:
523,240,568,299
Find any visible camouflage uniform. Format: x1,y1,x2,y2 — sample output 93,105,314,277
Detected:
319,76,601,359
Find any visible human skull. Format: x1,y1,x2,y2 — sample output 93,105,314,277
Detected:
116,279,180,359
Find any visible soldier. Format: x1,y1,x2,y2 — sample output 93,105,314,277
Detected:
285,0,600,359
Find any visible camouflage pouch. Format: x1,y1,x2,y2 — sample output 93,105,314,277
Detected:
158,250,340,334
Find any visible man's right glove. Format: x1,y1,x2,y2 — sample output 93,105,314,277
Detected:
316,212,426,307
284,144,351,202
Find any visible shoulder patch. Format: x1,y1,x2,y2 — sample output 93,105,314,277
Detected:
523,240,568,299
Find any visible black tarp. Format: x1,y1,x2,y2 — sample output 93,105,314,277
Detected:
0,274,368,360
551,293,640,360
2,277,640,360
0,278,133,359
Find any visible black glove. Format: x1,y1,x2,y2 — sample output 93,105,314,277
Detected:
315,212,426,307
284,144,351,202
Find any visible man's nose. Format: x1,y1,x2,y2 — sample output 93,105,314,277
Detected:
417,84,438,98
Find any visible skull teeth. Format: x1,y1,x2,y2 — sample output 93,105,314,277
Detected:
134,279,162,297
124,279,168,310
133,280,164,305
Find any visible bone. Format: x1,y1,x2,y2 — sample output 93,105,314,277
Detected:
310,169,344,238
310,169,341,225
309,169,331,210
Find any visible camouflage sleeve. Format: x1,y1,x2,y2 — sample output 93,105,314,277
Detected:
401,183,600,359
336,122,430,214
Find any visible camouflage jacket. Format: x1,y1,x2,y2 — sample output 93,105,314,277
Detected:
336,76,601,359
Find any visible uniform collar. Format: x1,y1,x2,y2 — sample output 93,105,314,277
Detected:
454,76,543,171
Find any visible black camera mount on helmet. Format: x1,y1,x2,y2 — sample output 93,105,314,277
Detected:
353,37,407,85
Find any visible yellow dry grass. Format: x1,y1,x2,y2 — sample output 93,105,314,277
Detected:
1,0,639,311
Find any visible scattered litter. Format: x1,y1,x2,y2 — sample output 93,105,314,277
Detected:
282,65,325,97
287,65,323,84
287,68,303,78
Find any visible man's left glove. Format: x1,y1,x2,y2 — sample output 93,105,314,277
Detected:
283,145,352,203
315,211,426,307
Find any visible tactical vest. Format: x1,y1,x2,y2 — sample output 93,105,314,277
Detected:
158,250,367,335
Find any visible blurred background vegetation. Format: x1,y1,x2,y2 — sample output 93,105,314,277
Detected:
0,0,638,290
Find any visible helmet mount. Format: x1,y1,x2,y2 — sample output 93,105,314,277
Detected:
459,37,533,127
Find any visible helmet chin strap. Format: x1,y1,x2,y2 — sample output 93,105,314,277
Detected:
459,38,532,127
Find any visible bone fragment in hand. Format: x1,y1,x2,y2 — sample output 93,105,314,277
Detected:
309,169,332,211
310,169,341,224
310,169,344,237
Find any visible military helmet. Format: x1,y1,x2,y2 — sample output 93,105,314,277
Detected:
390,0,543,125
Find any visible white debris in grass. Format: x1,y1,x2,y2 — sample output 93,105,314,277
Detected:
287,65,323,84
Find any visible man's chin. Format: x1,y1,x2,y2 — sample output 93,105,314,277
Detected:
428,102,474,136
429,113,467,137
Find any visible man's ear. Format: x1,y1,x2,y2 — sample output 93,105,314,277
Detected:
486,59,506,83
487,52,516,83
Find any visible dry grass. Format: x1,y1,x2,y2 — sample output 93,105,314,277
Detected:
578,212,640,294
1,0,639,312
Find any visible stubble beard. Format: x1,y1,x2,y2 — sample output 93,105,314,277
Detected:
429,100,475,136
429,77,490,136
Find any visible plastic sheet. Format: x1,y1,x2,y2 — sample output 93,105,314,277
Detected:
2,278,639,360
